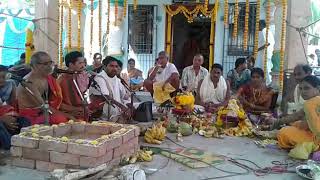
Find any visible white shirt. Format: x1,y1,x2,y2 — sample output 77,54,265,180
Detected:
181,66,208,92
154,63,179,83
89,71,130,118
257,28,275,69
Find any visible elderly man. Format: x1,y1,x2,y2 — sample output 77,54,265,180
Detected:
144,51,179,94
57,51,90,120
17,51,70,125
89,56,131,123
181,54,208,94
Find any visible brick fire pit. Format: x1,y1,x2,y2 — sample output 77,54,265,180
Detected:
10,121,140,172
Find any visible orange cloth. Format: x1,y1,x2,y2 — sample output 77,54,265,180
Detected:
19,75,68,125
277,96,320,149
58,74,83,107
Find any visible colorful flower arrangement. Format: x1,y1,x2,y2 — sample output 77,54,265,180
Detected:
172,92,195,112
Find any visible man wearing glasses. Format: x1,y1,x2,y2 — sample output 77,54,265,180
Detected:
16,51,72,125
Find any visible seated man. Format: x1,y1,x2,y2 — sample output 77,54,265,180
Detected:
144,51,179,94
227,58,251,94
286,64,312,114
8,53,31,79
197,64,230,113
0,66,30,150
181,54,208,94
121,58,144,91
264,76,320,149
89,56,131,123
17,51,71,125
57,51,89,120
237,68,274,113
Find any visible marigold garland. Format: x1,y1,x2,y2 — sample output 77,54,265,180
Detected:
232,0,239,39
253,0,261,59
224,0,228,28
98,0,102,52
280,0,287,93
106,0,111,55
59,0,64,67
122,0,127,21
164,5,213,23
114,0,118,26
133,0,138,11
67,0,72,52
243,0,250,50
77,0,81,51
204,0,209,13
90,0,93,56
264,0,271,79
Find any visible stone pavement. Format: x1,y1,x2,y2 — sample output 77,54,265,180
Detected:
0,133,305,180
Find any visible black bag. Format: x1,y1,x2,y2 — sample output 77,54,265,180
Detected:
134,101,153,122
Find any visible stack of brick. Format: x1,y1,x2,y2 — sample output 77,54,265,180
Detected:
10,122,140,172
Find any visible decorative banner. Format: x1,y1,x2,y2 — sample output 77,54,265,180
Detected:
0,0,35,9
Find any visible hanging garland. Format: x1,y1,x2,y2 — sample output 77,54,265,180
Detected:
133,0,138,11
98,0,102,52
68,0,72,52
59,0,64,67
232,0,239,39
204,0,209,13
90,0,93,56
224,0,228,28
122,0,127,22
164,5,213,23
243,0,250,50
253,0,261,59
77,0,81,51
106,0,111,55
280,0,287,93
264,0,271,78
114,0,118,26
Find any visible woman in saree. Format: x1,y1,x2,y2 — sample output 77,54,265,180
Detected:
265,75,320,149
237,68,274,113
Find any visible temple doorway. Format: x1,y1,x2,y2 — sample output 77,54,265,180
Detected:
172,13,211,73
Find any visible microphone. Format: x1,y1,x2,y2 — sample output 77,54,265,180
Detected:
117,75,130,88
53,67,81,74
8,74,32,84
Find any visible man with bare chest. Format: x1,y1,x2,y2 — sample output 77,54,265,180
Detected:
17,51,71,125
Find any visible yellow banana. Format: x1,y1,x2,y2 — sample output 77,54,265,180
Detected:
129,155,138,164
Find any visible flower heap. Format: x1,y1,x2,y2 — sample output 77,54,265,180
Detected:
243,0,250,50
172,92,195,113
264,0,271,78
216,99,253,137
232,0,239,39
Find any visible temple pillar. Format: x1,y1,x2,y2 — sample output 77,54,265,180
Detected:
33,0,59,61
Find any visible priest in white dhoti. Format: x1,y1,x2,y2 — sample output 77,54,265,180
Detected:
256,20,275,85
197,64,230,113
89,56,131,122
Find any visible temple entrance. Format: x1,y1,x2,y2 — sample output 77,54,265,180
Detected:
172,13,211,73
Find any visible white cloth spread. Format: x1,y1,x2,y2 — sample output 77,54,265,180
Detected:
200,75,227,104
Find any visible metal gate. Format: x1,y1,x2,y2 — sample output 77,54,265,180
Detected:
222,2,257,76
128,5,157,78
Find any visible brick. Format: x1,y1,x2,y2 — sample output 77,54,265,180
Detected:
12,157,35,169
22,148,50,161
38,128,54,136
113,144,125,158
36,161,66,172
71,123,86,133
110,126,122,133
80,156,105,168
39,139,67,152
11,135,39,148
68,143,106,157
85,124,110,135
105,137,122,151
108,157,121,166
122,130,135,143
10,146,22,157
104,150,114,163
53,125,71,137
128,137,139,147
50,152,80,165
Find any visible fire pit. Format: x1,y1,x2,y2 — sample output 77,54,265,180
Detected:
10,121,140,172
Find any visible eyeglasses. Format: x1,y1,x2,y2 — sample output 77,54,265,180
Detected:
37,61,54,66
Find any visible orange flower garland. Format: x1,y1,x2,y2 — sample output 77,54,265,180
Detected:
98,0,102,52
90,0,93,56
253,0,261,59
122,0,127,22
243,0,250,50
232,0,239,39
68,0,72,52
59,0,64,67
224,0,228,28
280,0,287,93
264,0,271,78
106,0,111,55
133,0,138,11
114,0,118,26
204,0,209,13
77,0,81,51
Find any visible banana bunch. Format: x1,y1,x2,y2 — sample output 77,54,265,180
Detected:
144,124,166,144
224,126,252,137
125,150,153,164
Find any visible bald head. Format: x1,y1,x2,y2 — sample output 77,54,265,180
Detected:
30,51,50,67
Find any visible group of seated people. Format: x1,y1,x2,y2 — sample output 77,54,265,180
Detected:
0,50,319,155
